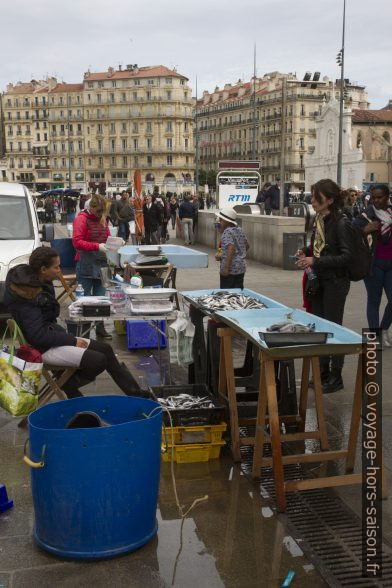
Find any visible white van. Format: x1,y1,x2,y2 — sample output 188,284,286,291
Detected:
0,182,54,316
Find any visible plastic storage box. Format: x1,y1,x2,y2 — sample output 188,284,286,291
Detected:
126,320,167,349
150,384,226,426
161,441,226,463
162,422,227,445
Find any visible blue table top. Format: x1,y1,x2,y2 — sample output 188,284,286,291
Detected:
181,288,288,312
119,245,209,269
213,307,363,358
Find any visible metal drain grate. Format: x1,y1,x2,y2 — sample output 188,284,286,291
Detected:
251,457,392,587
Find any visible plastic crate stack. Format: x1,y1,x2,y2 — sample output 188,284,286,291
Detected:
151,384,227,464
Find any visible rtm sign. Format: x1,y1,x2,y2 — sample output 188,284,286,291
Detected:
228,194,252,202
218,178,258,208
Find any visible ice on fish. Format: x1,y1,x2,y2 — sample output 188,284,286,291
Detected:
157,393,215,410
195,293,266,312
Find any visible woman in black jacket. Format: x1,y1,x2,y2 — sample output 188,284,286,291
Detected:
296,179,352,393
4,247,144,399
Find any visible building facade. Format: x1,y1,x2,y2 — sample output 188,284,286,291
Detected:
1,65,194,193
305,99,392,190
196,71,368,189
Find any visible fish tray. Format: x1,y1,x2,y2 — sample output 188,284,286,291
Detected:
161,440,226,463
162,422,227,445
259,331,329,348
150,384,226,427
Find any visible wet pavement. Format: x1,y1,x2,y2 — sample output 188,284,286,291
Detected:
0,225,391,587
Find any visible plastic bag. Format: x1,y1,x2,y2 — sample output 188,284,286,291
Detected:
0,324,42,416
168,311,195,366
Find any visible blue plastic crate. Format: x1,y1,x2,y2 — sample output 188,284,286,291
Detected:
126,320,167,350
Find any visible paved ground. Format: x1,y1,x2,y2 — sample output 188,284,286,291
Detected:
0,223,390,587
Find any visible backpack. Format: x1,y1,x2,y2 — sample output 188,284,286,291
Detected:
343,218,373,281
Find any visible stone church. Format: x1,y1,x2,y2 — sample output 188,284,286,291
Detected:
305,97,392,190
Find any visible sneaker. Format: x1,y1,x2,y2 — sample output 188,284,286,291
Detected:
323,375,344,394
308,371,330,388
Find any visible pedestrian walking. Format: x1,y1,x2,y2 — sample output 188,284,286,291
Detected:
117,191,135,242
215,208,249,289
178,194,194,245
353,184,392,347
143,194,161,244
295,179,352,393
192,194,200,237
169,195,179,230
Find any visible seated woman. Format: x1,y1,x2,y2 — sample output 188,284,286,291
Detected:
4,246,144,399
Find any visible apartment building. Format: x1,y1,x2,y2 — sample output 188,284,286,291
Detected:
1,64,194,192
1,79,52,190
196,71,368,188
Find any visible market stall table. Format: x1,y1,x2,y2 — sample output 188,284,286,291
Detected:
119,244,209,269
213,307,385,512
66,304,177,385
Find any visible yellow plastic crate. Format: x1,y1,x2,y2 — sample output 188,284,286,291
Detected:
162,422,227,445
114,320,126,335
162,441,225,463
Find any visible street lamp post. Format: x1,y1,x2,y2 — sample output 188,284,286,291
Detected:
337,0,346,186
195,77,200,194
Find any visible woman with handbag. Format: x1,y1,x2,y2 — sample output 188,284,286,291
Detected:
4,247,144,399
295,178,352,394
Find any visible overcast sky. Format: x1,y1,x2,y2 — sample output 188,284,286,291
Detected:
2,0,391,108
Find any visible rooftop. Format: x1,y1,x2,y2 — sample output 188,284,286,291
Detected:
84,65,188,82
352,108,392,123
50,83,84,93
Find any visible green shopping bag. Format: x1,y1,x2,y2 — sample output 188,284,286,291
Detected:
0,324,42,417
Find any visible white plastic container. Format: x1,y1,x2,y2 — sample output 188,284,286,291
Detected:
106,236,124,251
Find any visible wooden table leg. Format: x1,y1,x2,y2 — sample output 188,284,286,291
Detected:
252,355,267,479
264,356,286,512
298,357,311,433
346,354,363,472
311,357,329,451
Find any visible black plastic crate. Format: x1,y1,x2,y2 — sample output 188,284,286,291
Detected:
150,384,225,426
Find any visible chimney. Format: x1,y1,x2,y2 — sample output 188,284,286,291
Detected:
118,64,122,71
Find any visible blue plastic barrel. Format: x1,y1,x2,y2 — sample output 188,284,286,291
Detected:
26,396,162,559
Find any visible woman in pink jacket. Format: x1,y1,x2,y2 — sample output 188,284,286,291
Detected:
72,194,111,338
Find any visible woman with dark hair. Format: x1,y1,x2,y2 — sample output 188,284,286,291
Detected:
4,247,143,399
296,178,352,393
353,184,392,346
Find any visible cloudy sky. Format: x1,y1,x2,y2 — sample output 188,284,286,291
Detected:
2,0,391,108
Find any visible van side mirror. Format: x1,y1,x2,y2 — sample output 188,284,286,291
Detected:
41,224,54,242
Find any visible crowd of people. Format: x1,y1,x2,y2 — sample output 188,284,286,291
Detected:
33,190,208,246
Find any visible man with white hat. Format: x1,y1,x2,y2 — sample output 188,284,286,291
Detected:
215,208,249,289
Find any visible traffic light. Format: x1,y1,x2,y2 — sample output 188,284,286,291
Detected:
336,49,343,67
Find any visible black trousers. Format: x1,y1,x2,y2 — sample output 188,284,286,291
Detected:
310,276,350,373
63,339,140,397
220,273,244,289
